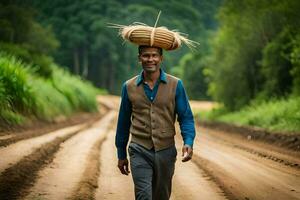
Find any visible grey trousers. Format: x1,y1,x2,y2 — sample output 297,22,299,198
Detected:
128,142,177,200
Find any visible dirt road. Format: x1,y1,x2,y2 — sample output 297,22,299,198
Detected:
0,95,299,200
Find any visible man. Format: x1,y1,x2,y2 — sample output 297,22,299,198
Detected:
115,45,196,200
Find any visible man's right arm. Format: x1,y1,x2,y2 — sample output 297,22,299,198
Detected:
115,83,132,168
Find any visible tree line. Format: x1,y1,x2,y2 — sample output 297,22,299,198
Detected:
206,0,300,110
1,0,299,111
0,0,220,98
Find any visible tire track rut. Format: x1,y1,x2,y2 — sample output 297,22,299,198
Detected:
171,149,227,200
2,95,299,200
193,127,300,200
0,123,90,200
0,113,103,148
0,124,85,173
95,128,134,199
198,127,300,169
24,111,115,200
69,113,117,200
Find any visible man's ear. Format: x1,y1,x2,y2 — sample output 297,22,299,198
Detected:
138,54,141,62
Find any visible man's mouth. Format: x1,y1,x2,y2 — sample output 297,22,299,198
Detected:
145,63,156,66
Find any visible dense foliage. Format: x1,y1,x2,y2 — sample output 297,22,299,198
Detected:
28,0,220,97
0,53,103,126
1,0,300,126
207,0,300,110
197,96,300,133
0,1,59,77
0,0,221,98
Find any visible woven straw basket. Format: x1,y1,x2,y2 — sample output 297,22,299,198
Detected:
109,11,198,51
110,23,198,51
122,25,181,50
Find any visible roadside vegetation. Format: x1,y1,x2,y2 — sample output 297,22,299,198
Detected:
193,0,300,133
196,96,300,133
1,1,299,133
0,53,105,127
0,2,106,129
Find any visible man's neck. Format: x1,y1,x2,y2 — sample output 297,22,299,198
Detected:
143,69,160,84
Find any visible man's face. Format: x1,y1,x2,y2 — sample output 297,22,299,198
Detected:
138,47,163,73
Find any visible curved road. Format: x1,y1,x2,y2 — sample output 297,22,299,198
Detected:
0,95,299,200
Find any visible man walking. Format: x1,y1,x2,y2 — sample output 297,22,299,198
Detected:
115,44,196,199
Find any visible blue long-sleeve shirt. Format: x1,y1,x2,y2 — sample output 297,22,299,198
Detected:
115,69,196,159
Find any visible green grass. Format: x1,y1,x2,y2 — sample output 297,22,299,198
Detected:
0,54,36,115
51,66,100,112
0,110,25,125
195,96,300,133
32,78,73,120
0,52,104,126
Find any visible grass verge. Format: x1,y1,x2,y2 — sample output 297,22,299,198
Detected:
195,96,300,133
0,52,106,128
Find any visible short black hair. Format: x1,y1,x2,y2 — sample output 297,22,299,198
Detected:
138,45,163,56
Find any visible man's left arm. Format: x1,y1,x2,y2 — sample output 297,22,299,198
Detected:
175,80,196,162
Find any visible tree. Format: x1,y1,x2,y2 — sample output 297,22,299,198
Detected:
0,1,59,77
207,0,300,110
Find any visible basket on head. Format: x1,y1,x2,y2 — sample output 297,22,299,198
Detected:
122,25,182,50
109,23,198,51
108,10,199,51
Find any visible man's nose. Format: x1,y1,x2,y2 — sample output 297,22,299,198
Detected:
148,56,154,61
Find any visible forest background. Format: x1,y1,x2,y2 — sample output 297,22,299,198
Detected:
1,0,299,132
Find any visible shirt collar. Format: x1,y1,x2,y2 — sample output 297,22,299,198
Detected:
136,68,168,86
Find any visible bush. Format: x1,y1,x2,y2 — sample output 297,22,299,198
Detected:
196,96,300,133
51,66,99,112
0,42,54,78
32,78,73,121
0,53,36,114
0,53,101,126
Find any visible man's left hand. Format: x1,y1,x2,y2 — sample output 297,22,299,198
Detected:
182,145,193,162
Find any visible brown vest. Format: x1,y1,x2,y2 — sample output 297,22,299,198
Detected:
126,73,179,151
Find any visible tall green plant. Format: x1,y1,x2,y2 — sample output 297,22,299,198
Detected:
290,33,300,95
51,66,99,112
0,53,101,126
0,54,36,114
208,0,300,110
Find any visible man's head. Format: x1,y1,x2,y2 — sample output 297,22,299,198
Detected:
138,45,163,73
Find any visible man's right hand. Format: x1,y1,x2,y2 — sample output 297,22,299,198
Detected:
118,158,130,175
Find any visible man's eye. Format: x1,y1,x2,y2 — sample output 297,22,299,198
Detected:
141,54,159,58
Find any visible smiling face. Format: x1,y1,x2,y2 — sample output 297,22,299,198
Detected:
138,46,163,73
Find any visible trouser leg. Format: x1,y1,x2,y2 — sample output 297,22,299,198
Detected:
128,142,154,200
153,145,177,200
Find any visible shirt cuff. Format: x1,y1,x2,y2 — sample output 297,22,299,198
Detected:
184,137,194,148
117,147,127,160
